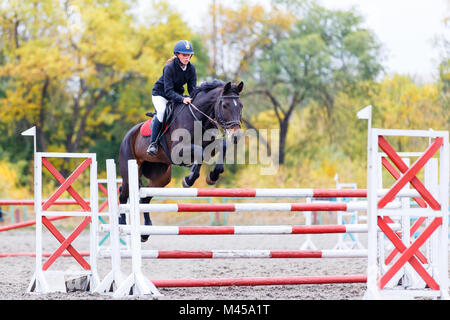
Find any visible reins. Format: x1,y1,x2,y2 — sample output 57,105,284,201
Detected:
188,102,219,127
188,95,241,131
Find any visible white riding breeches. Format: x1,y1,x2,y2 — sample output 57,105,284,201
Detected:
152,95,168,122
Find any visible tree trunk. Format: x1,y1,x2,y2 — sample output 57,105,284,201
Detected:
37,76,50,152
278,116,289,165
65,88,107,153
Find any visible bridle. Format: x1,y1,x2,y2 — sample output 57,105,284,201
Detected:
188,94,242,130
216,95,242,129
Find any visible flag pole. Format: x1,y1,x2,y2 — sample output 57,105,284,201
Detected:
21,126,37,154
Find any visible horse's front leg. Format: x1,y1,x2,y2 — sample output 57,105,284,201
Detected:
181,144,203,188
206,139,227,185
182,162,202,188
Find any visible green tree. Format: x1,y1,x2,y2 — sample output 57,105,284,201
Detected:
245,2,383,164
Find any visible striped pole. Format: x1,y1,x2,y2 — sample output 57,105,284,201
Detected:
139,187,420,198
0,249,364,259
100,223,400,235
150,274,368,287
97,249,368,259
3,249,369,259
122,201,401,214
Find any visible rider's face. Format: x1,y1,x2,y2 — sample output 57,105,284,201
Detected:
177,53,191,66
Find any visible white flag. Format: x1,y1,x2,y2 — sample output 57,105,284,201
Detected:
21,126,36,136
356,105,372,120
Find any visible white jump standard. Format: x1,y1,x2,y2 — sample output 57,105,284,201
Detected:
27,151,100,293
365,127,449,299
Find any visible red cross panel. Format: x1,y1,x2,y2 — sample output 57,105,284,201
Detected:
381,157,428,265
40,157,93,271
97,182,109,213
376,136,443,290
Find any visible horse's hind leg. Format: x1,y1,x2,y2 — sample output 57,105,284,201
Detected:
118,182,129,225
140,162,171,242
138,177,153,242
140,196,153,242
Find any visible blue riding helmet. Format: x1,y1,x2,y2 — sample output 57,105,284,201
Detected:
173,40,194,55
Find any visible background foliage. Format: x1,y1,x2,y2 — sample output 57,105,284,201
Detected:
0,0,448,198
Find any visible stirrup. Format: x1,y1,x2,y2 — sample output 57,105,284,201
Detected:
147,143,158,156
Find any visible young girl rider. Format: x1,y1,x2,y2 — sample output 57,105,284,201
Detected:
147,40,197,156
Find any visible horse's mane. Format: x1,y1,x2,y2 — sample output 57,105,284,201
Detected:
190,79,226,100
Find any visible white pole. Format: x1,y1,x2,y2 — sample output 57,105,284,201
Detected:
107,159,123,283
94,159,125,294
424,158,436,285
35,153,43,286
128,160,142,275
366,129,381,299
400,158,411,288
89,154,100,291
28,152,48,293
113,160,162,298
438,132,449,298
21,127,46,292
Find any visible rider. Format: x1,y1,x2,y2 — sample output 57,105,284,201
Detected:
147,40,197,156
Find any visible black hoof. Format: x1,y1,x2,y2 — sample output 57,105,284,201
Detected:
206,172,218,185
141,216,152,242
182,177,192,188
118,214,126,225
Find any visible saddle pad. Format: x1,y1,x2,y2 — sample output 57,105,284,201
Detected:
139,117,169,137
140,118,153,137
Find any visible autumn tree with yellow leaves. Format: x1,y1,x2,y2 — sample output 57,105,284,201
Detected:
0,0,204,163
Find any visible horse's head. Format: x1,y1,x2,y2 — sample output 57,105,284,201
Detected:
216,81,244,144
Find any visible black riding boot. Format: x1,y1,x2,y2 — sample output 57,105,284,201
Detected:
146,118,162,156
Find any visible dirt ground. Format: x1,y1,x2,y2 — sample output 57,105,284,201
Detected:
0,227,372,300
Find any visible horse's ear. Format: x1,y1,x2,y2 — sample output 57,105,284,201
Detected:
237,81,244,93
223,82,232,93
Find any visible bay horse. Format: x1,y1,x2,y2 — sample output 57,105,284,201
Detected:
118,80,244,241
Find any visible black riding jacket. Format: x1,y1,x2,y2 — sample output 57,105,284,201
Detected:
152,57,197,104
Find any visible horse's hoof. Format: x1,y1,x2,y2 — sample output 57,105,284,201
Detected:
118,214,127,225
182,177,192,188
141,235,149,242
206,173,217,185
